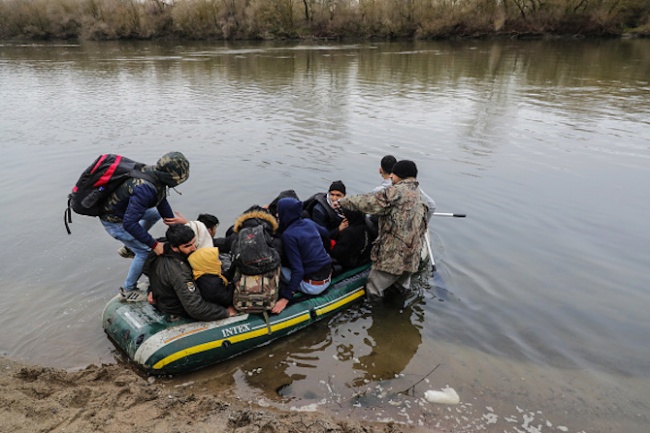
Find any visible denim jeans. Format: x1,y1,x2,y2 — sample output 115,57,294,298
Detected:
101,208,161,291
280,266,330,296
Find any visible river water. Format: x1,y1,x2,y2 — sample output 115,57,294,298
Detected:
1,39,649,432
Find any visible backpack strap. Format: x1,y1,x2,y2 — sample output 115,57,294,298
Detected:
262,310,272,335
64,196,72,235
130,169,158,186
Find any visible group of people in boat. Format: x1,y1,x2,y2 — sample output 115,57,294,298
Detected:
98,151,435,319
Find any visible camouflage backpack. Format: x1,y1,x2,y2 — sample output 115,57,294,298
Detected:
233,267,280,314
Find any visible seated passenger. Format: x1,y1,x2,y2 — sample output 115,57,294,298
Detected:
152,212,220,250
197,213,220,245
330,208,374,271
267,189,299,217
145,224,236,321
304,181,348,237
187,247,234,309
272,197,332,314
219,205,282,257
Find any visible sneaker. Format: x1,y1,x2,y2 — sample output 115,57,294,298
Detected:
117,246,135,259
119,287,146,303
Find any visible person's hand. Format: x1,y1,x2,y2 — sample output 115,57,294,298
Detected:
338,218,349,232
227,306,237,317
147,291,156,305
163,211,188,225
271,298,289,314
153,242,165,255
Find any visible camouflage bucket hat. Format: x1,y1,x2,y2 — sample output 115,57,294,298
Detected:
155,152,190,187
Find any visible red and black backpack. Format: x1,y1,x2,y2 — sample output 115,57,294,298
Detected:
64,154,155,234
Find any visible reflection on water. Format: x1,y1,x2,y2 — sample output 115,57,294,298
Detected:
1,39,650,432
351,293,424,387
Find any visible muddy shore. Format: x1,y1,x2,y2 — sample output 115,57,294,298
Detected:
0,356,433,433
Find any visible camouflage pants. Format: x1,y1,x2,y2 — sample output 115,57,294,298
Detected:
366,268,412,299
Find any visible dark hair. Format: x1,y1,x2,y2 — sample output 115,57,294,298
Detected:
381,155,397,173
197,213,219,229
166,224,195,247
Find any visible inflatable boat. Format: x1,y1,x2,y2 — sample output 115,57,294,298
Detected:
103,264,370,375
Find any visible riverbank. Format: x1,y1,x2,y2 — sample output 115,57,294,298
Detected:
0,0,648,41
0,356,429,433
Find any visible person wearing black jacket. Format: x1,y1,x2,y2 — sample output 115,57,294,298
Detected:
306,181,348,237
330,208,373,271
145,224,236,321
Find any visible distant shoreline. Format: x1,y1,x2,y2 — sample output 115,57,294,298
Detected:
1,0,648,42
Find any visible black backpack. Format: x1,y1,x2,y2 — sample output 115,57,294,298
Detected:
64,154,155,234
231,225,281,275
301,192,323,219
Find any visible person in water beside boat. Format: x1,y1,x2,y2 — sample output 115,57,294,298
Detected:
338,160,429,300
373,154,398,192
100,151,190,302
272,197,333,314
145,224,237,321
375,154,436,221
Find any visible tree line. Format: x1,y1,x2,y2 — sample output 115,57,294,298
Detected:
0,0,648,40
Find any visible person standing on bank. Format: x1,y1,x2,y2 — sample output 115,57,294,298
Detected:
338,160,428,300
99,151,189,301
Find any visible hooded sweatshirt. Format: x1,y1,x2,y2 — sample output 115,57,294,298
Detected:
277,198,331,299
100,152,190,248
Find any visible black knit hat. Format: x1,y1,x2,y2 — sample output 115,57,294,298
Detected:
329,180,346,195
391,160,418,179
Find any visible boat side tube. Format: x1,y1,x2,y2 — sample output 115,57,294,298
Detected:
103,265,370,375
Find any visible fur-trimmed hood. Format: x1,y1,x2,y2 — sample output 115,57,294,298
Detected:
232,208,279,234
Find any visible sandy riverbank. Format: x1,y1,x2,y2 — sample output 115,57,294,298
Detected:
0,356,432,433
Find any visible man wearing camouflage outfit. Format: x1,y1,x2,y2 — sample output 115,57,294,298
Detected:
338,160,428,300
99,151,189,301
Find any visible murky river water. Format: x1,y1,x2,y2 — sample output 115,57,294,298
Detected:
1,39,649,432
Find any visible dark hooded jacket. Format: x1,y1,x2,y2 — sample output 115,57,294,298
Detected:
305,192,344,237
100,152,190,248
144,245,230,321
277,198,331,299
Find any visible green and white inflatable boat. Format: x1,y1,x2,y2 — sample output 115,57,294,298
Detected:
103,265,370,375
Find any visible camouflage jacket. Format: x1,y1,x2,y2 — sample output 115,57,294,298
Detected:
339,179,428,275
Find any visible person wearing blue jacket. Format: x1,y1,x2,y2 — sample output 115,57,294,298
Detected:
99,152,189,301
272,197,332,314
